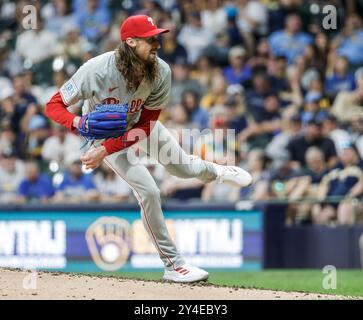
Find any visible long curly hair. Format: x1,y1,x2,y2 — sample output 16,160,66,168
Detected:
115,41,160,93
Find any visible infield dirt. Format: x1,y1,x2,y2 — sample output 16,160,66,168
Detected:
0,269,353,300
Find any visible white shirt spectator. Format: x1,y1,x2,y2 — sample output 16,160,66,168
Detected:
0,77,14,100
93,171,132,198
265,131,293,169
177,24,215,65
237,0,268,35
329,128,352,156
15,29,57,64
0,158,25,203
201,7,228,36
41,131,83,167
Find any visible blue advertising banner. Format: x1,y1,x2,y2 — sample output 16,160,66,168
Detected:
0,209,262,272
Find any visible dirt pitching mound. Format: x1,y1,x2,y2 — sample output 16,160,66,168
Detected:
0,269,350,300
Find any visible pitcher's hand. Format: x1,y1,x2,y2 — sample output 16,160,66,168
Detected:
80,145,109,170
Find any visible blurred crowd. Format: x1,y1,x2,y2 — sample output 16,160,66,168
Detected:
0,0,363,226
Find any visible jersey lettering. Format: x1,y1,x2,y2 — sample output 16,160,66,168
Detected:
129,99,144,113
102,97,120,104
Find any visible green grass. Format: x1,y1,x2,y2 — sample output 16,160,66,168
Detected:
101,269,363,297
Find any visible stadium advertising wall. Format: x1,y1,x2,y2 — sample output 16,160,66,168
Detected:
0,209,263,272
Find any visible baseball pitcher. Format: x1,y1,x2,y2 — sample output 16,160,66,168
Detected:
44,15,252,282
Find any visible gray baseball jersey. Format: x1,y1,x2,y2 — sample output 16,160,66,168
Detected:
59,51,217,270
59,52,171,129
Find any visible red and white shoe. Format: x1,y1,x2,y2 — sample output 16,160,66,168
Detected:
163,264,209,283
213,163,253,188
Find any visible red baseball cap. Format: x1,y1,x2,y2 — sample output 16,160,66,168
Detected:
120,15,169,41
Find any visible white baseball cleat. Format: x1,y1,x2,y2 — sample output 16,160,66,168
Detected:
163,264,209,283
213,163,253,188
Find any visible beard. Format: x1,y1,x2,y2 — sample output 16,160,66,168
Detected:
115,43,160,92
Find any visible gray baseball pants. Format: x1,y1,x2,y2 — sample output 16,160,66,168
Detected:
104,121,217,270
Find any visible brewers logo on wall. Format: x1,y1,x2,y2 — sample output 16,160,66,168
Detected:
86,217,131,271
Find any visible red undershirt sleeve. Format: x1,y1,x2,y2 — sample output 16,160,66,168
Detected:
45,91,162,155
44,91,77,131
102,107,161,155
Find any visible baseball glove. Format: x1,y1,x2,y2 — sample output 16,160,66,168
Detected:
77,104,128,140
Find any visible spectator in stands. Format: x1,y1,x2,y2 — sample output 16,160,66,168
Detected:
53,158,98,203
194,105,237,166
299,64,322,94
332,67,363,123
303,147,329,188
314,31,330,72
312,142,363,225
268,13,313,64
0,125,18,157
286,118,338,169
225,6,246,48
180,89,209,131
166,102,201,154
177,11,215,65
267,54,288,93
281,61,304,108
41,123,83,169
15,14,57,64
24,114,50,161
44,0,77,40
39,69,70,107
55,23,89,64
332,13,363,67
265,112,303,171
0,78,16,131
224,87,248,135
325,55,356,100
301,91,329,126
245,72,274,120
0,40,23,78
17,161,54,204
168,103,194,129
12,73,38,133
236,0,268,38
239,93,282,149
200,72,228,109
158,21,188,65
0,150,25,204
322,114,352,156
267,153,303,205
93,163,132,203
286,147,329,224
190,55,217,90
248,38,270,70
200,0,228,36
135,0,165,20
237,148,270,201
303,43,325,74
170,59,205,105
223,46,252,85
75,0,111,43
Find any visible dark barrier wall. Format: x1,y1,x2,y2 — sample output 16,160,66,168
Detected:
260,203,286,268
282,225,363,268
262,203,363,269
